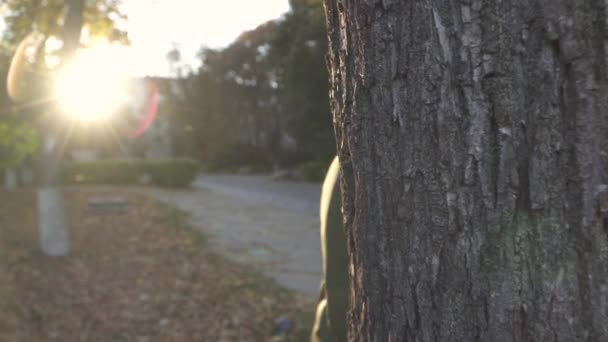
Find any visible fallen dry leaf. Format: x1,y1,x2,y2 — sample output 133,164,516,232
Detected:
0,188,314,341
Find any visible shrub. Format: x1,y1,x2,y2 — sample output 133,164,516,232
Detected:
63,159,200,188
298,160,328,182
144,159,200,187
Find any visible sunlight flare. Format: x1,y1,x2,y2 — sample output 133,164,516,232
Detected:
54,44,130,122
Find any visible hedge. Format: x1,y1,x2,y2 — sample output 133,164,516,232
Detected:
63,159,200,188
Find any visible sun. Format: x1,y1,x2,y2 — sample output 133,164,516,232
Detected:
54,44,130,123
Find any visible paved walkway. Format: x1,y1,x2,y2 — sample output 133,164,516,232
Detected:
141,174,323,297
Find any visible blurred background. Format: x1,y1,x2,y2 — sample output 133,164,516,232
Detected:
0,0,334,181
0,1,333,341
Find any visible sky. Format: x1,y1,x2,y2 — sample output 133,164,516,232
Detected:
121,0,290,76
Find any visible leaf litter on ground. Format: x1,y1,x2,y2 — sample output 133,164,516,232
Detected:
0,188,314,341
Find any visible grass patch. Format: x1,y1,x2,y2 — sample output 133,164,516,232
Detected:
154,200,207,249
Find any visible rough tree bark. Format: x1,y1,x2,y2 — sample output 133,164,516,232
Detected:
324,0,608,340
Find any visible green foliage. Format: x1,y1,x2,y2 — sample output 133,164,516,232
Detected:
0,51,39,171
184,0,334,168
189,20,281,167
0,118,38,170
0,0,127,172
63,159,200,188
298,160,328,182
269,0,334,162
144,159,200,187
1,0,128,46
63,160,137,184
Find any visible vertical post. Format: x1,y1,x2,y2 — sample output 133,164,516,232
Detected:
38,131,70,255
37,0,85,256
60,0,85,57
4,168,17,190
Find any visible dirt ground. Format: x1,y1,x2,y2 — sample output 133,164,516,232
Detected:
0,188,314,342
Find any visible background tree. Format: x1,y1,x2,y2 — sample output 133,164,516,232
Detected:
1,0,127,256
184,0,333,170
324,0,608,340
190,21,281,169
270,0,333,163
0,0,127,178
0,0,127,45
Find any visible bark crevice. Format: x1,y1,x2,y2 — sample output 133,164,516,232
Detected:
324,0,608,340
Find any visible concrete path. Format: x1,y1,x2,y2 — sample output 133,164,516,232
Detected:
193,174,321,215
141,174,323,297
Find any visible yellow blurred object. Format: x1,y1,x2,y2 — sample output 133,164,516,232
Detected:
6,33,128,123
6,34,39,103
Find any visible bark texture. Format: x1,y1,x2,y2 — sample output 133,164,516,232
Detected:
324,0,608,340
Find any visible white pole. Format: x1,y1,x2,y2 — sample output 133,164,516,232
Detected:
38,187,69,256
36,0,84,257
4,168,17,190
38,133,69,256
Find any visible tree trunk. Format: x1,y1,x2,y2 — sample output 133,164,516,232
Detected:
324,0,608,340
37,0,85,256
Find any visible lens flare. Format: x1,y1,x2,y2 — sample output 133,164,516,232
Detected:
7,33,45,103
130,80,159,138
54,44,129,122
